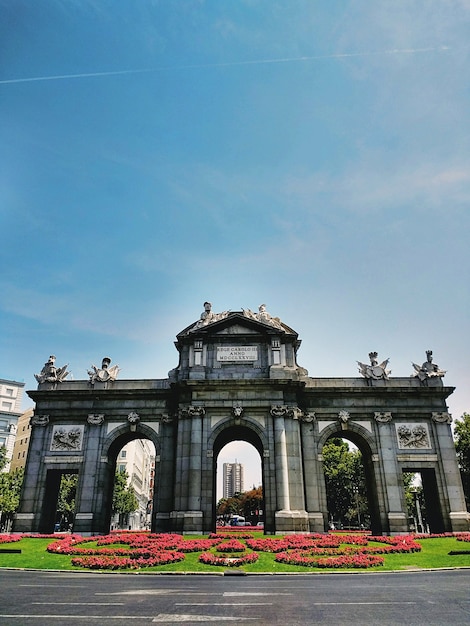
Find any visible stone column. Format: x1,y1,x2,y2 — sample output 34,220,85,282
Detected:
188,413,202,511
375,414,408,534
13,415,50,533
154,416,175,532
74,418,104,534
299,415,325,533
273,411,290,511
432,413,469,532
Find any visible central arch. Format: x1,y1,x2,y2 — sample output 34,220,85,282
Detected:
210,420,267,532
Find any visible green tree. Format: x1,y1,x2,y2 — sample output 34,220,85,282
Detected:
239,486,263,523
454,413,470,508
0,446,7,472
112,469,139,528
322,438,369,528
56,473,78,530
216,493,243,522
0,467,24,531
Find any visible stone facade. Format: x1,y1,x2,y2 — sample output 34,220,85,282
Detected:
14,306,469,535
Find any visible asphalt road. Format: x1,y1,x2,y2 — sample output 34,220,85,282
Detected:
0,568,469,625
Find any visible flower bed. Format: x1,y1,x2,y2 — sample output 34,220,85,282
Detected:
199,551,259,567
0,534,21,544
71,551,185,570
37,531,433,571
215,539,246,553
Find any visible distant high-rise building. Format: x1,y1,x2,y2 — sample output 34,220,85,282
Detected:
223,462,244,498
0,379,25,472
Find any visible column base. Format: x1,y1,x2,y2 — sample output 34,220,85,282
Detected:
387,512,408,535
170,510,203,533
449,511,470,532
275,510,309,534
308,512,326,533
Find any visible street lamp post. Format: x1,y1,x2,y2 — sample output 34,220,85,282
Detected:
353,485,361,528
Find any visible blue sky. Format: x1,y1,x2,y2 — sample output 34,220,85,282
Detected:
1,2,469,490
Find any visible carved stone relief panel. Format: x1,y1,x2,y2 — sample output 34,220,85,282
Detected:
50,425,84,451
395,423,431,450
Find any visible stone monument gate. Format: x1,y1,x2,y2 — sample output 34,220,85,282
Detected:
14,304,469,535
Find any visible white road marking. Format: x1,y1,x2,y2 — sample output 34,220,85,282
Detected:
313,601,418,605
98,590,218,596
32,602,125,606
175,603,272,606
224,592,291,596
153,615,256,623
0,616,156,621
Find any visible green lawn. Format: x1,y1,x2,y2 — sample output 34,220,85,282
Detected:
0,535,469,574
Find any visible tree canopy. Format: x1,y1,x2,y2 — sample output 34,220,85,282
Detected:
112,469,139,525
322,437,369,528
454,412,470,507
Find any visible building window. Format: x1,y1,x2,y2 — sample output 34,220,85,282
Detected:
2,402,13,411
121,450,127,458
5,388,14,397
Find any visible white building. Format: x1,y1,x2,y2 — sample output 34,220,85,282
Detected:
0,379,25,472
115,439,155,529
223,462,244,499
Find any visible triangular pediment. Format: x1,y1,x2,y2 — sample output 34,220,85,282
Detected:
214,323,260,335
177,310,298,340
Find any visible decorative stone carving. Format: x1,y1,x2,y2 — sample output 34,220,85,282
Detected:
338,410,350,423
161,414,174,424
232,404,243,418
35,355,69,387
127,411,140,424
432,412,452,424
8,423,17,434
51,425,83,451
242,303,284,330
357,352,391,384
411,351,446,385
299,410,315,423
88,357,120,384
87,414,105,425
396,424,431,449
31,414,49,426
179,406,205,419
270,405,288,417
193,302,229,329
374,411,393,423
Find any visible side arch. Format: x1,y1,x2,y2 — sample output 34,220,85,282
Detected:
97,424,161,534
317,422,385,534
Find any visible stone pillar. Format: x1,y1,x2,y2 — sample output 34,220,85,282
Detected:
432,414,469,532
185,413,203,531
300,416,325,533
273,413,289,511
73,419,103,535
154,417,175,532
13,416,49,533
375,416,408,534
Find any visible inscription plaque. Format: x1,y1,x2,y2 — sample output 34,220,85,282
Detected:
216,346,258,362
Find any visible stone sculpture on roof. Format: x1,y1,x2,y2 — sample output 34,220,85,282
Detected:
88,357,120,384
411,350,446,385
193,302,229,329
34,355,69,387
357,352,391,385
242,303,284,330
